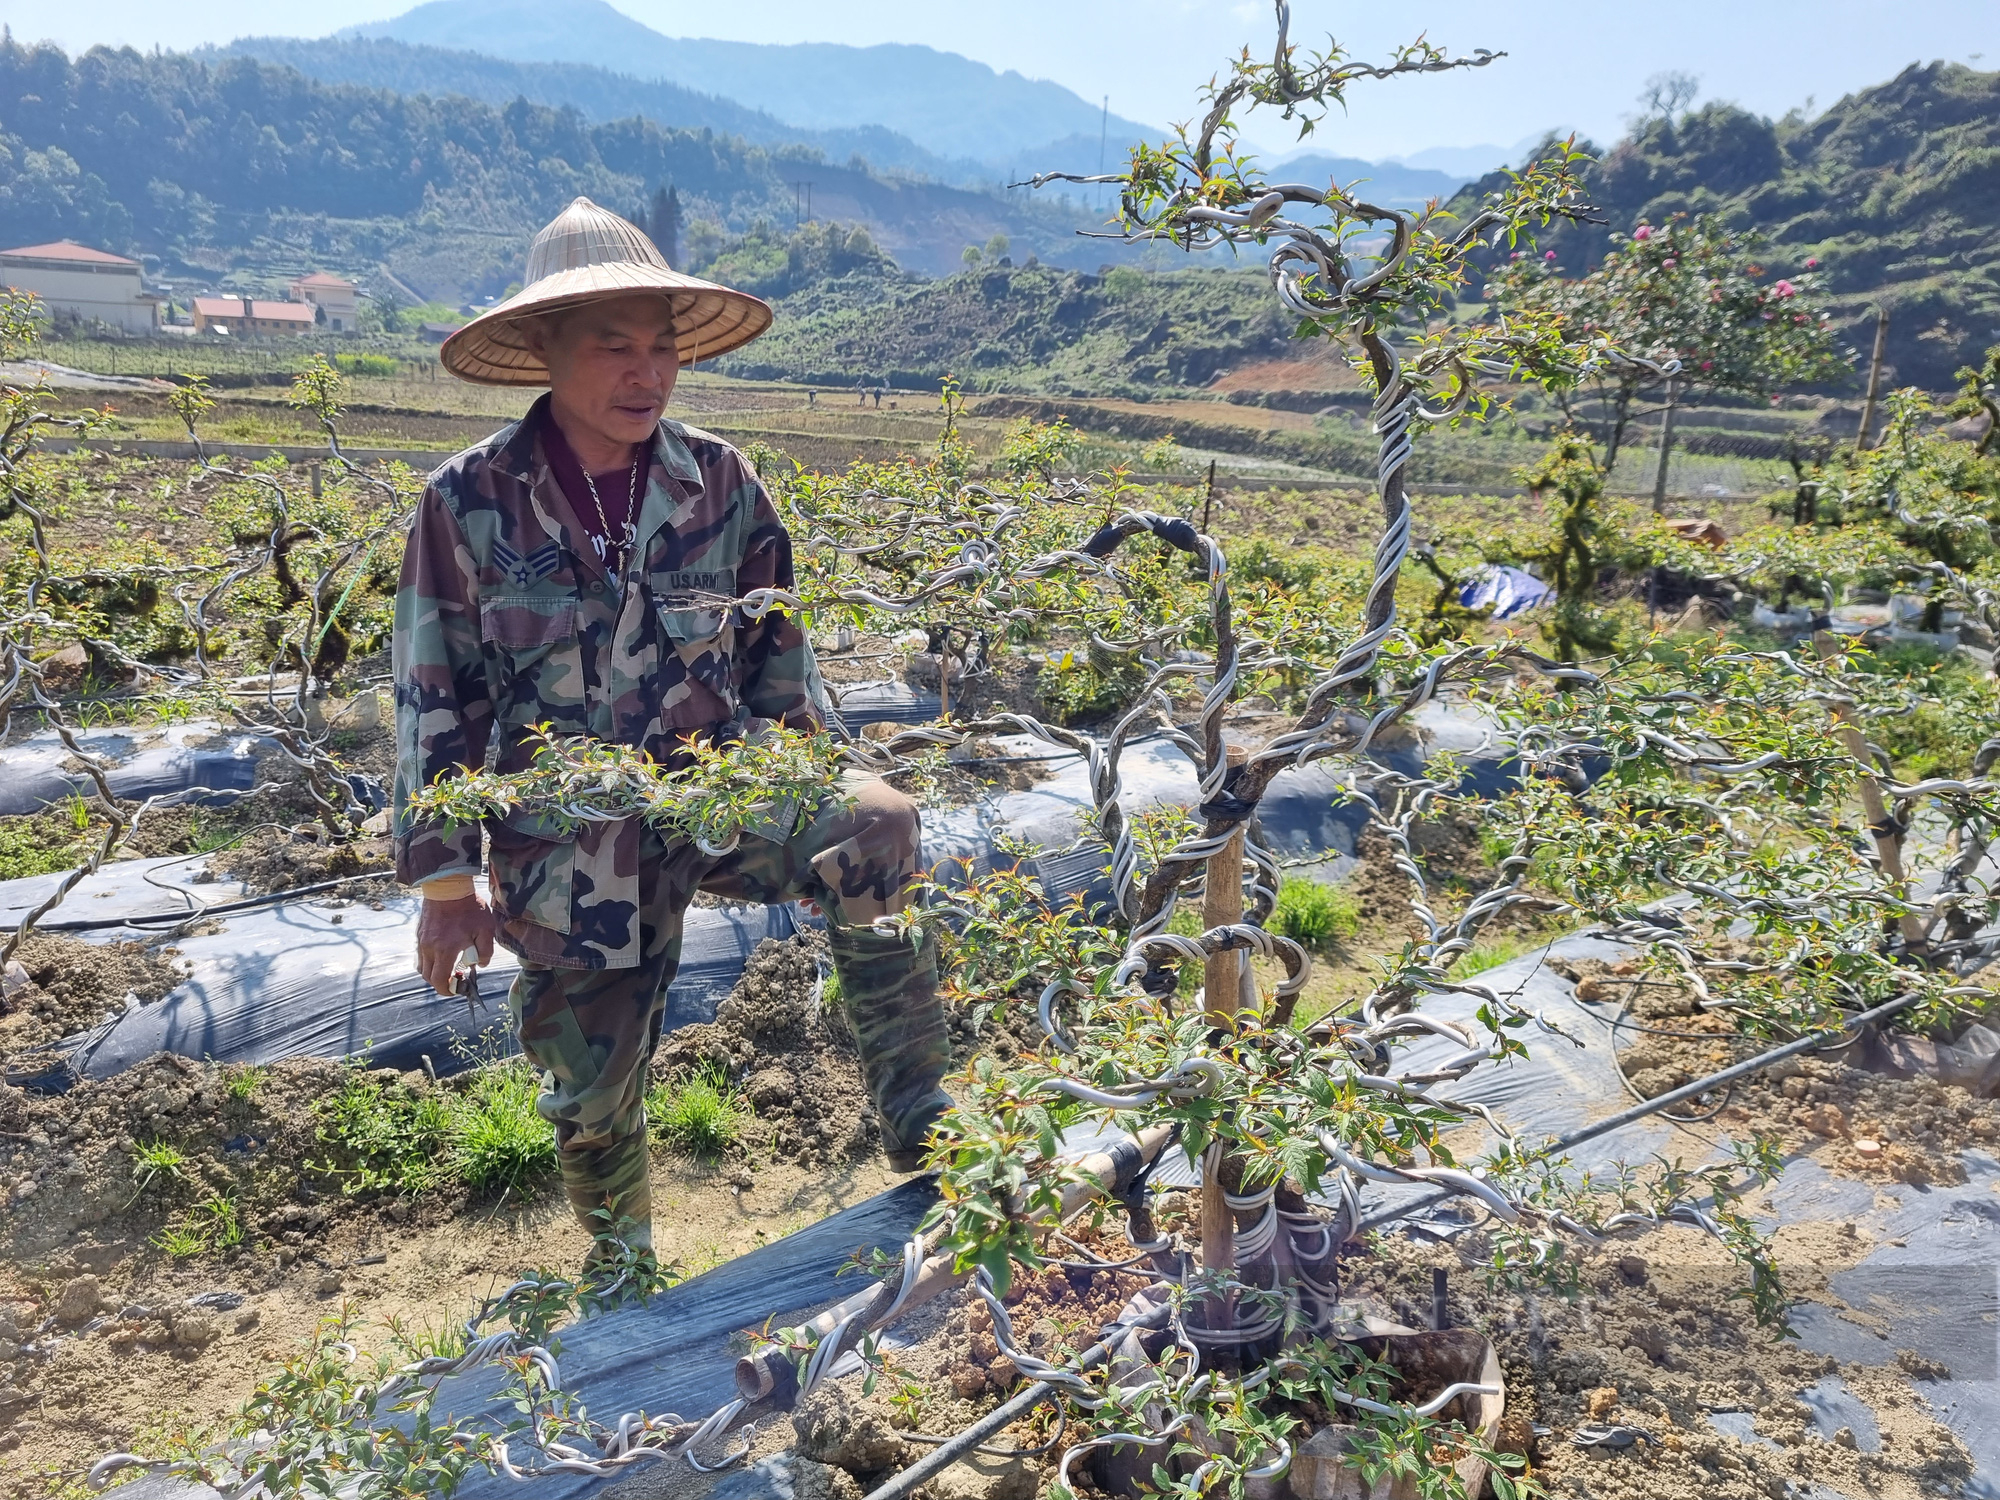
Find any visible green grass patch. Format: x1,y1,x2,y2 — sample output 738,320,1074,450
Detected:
128,1138,191,1198
334,352,402,377
647,1064,743,1161
1270,876,1361,951
451,1063,559,1196
1455,937,1535,977
0,798,96,881
152,1193,244,1259
312,1057,556,1199
223,1063,269,1103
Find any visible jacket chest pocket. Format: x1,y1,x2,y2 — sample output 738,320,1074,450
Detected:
482,594,584,721
655,602,737,726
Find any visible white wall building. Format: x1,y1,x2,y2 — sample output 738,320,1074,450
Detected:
288,271,360,332
0,240,159,333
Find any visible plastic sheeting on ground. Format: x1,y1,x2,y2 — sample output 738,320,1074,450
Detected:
0,722,276,817
106,1175,941,1500
0,852,262,935
0,699,1515,1085
824,680,942,732
10,889,800,1092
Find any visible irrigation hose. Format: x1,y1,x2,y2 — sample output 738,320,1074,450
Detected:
33,868,395,932
862,1338,1120,1500
1357,986,1929,1234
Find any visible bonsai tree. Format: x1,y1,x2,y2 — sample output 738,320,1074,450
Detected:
78,10,2000,1495
0,317,412,960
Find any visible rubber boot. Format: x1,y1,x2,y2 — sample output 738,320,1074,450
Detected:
560,1124,654,1270
828,924,952,1171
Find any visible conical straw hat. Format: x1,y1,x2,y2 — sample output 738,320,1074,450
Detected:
440,197,772,385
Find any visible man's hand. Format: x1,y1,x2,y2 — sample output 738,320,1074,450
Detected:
416,892,500,997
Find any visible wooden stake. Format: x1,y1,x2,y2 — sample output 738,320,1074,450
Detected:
1650,377,1680,515
1815,631,1925,947
1201,459,1218,534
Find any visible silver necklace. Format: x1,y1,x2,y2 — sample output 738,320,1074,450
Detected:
580,451,641,568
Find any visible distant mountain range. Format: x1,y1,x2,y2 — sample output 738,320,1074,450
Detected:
335,0,1158,182
1258,152,1474,209
228,32,1489,209
223,36,998,188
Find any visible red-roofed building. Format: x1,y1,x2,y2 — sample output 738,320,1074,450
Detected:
0,240,160,333
191,296,319,337
287,271,358,332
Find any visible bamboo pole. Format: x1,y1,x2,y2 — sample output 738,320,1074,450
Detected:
1650,377,1680,515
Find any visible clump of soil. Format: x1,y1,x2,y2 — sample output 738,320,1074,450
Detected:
205,827,393,896
943,1255,1139,1401
0,934,185,1062
653,934,883,1172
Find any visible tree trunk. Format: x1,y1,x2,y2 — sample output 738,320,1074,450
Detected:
1604,384,1634,474
1651,378,1681,515
1856,307,1890,453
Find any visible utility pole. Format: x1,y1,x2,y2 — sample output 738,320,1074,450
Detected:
1856,306,1890,453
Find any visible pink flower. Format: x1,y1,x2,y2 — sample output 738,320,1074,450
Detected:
1702,360,1714,370
1662,257,1677,269
1805,258,1819,268
1633,225,1653,240
1510,251,1523,260
1774,279,1797,298
1544,250,1557,261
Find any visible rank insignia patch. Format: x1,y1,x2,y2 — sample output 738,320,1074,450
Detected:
494,537,563,589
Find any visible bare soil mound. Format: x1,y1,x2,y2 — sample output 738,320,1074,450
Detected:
0,934,184,1063
655,933,885,1173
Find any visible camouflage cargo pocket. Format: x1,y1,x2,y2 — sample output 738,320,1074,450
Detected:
488,828,576,936
481,594,584,718
655,604,737,727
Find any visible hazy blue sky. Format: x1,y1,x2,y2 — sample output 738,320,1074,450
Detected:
3,0,1993,159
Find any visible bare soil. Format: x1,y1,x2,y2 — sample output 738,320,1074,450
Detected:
0,932,903,1498
0,934,184,1065
1555,955,2000,1187
1358,1226,1974,1500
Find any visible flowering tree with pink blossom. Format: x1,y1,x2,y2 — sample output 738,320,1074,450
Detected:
1487,212,1850,492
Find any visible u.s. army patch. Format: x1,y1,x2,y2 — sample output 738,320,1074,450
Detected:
494,537,563,589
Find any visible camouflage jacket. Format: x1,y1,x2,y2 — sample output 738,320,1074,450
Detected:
392,396,826,968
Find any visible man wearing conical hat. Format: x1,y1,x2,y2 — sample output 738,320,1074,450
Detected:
391,198,950,1263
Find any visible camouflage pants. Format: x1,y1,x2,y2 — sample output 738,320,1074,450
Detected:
502,771,951,1248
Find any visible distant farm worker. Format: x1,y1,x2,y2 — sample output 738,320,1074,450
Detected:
392,198,950,1264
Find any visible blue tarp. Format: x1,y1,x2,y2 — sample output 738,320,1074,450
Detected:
1460,566,1554,620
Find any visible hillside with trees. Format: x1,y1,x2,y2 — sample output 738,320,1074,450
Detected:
716,249,1289,395
1451,61,2000,389
0,38,1124,297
